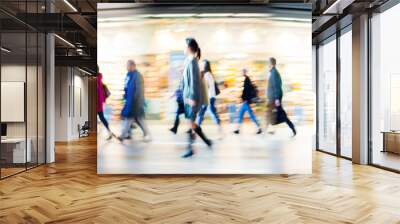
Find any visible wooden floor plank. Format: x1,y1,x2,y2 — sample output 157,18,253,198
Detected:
0,135,400,223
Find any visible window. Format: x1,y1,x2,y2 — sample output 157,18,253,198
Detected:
339,28,352,158
317,36,337,154
0,2,46,179
370,3,400,171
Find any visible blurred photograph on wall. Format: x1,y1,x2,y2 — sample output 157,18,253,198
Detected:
97,3,314,174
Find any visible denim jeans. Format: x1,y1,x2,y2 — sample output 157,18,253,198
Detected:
97,112,109,130
237,101,260,127
197,97,221,126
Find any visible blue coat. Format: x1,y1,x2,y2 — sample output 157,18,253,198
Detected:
266,67,283,102
121,70,145,118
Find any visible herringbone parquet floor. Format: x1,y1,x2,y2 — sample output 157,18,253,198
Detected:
1,135,400,224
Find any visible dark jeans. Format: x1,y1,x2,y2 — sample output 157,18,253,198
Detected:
171,101,185,131
98,111,110,130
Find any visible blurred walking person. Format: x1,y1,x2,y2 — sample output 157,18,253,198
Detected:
118,60,151,142
169,82,185,134
265,57,296,136
196,60,223,137
97,66,115,140
181,38,212,158
233,69,262,135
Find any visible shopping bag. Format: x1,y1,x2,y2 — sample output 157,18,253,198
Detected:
270,105,287,125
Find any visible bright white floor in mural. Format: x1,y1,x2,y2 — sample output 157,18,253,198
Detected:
97,121,313,174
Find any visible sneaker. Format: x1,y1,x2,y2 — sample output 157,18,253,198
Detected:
256,129,263,135
233,130,240,135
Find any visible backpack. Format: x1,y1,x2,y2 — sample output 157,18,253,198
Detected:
103,83,111,98
249,82,259,103
250,82,258,99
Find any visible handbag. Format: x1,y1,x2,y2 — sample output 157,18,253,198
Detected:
270,105,287,125
249,82,259,103
214,81,221,96
103,83,111,98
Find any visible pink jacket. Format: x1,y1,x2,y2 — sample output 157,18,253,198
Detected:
97,73,106,113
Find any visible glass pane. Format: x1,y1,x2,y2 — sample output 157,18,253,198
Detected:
27,31,38,169
1,31,27,177
340,29,352,158
38,33,45,165
371,4,400,171
318,37,337,154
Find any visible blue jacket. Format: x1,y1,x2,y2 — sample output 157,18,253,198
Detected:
121,70,145,118
266,67,283,101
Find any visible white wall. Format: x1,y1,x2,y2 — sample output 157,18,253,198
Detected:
1,65,35,138
55,66,69,141
71,73,89,138
55,67,89,141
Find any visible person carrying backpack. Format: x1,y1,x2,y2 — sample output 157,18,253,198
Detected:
233,68,262,135
196,60,223,137
97,66,115,140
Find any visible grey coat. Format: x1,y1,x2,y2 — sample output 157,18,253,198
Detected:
182,56,205,118
266,67,283,102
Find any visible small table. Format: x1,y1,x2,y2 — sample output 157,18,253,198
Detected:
381,131,400,154
1,138,31,163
